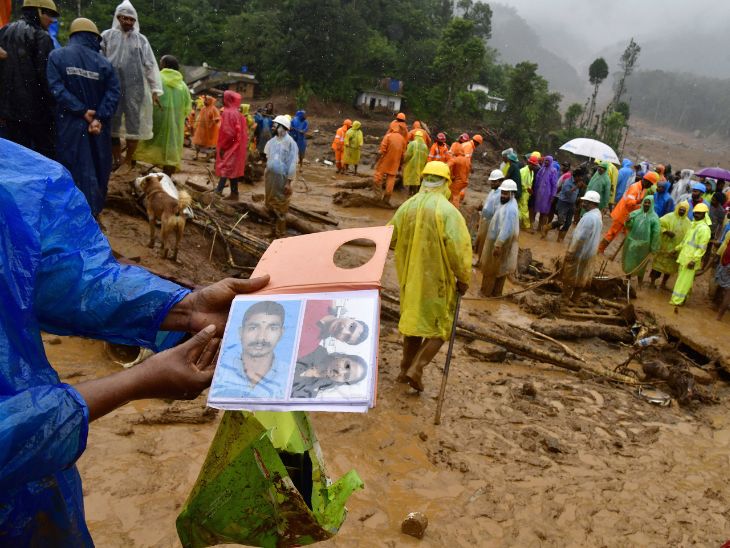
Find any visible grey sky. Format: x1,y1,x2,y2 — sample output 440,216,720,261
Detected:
499,0,730,55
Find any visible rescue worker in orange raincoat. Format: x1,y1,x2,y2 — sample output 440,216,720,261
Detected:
449,133,470,156
447,142,470,208
192,95,220,160
407,120,431,147
331,118,352,174
461,134,483,173
388,112,408,141
428,132,449,162
373,126,406,204
598,171,658,254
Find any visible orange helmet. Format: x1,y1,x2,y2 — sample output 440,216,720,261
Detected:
473,134,483,144
396,112,406,121
643,171,659,185
344,119,352,127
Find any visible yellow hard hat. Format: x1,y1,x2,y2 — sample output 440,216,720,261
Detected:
69,17,100,36
421,161,451,184
693,203,709,214
23,0,58,15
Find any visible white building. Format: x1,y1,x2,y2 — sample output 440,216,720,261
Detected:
356,90,403,114
468,83,506,112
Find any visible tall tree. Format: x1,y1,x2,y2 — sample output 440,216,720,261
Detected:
612,38,641,109
585,57,608,129
564,103,583,129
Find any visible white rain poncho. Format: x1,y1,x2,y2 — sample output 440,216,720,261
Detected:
564,207,603,288
101,0,163,140
480,196,520,278
671,169,694,203
481,188,501,225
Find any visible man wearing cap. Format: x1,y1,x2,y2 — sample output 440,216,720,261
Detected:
562,190,603,299
0,0,59,158
428,132,449,162
389,161,471,392
388,112,408,141
46,17,121,219
502,150,523,200
402,129,429,196
687,182,711,220
373,124,406,204
476,168,504,258
264,115,299,237
670,202,712,307
480,179,520,297
598,171,658,254
544,167,586,243
461,134,483,171
102,0,163,173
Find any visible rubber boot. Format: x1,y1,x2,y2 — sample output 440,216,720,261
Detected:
557,230,567,243
224,191,239,201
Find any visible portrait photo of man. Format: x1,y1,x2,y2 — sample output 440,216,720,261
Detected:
210,300,300,400
297,299,369,357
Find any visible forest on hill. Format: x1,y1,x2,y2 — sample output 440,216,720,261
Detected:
40,0,566,150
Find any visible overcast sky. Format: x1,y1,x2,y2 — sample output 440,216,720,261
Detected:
499,0,730,53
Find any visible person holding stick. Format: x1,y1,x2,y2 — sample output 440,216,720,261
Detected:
388,161,471,392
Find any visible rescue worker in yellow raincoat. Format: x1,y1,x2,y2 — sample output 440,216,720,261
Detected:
670,203,712,307
402,130,428,195
388,161,471,392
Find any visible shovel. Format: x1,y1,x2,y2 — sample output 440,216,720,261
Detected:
434,292,462,425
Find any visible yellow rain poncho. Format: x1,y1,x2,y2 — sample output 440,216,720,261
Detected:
670,212,712,305
343,121,363,166
402,132,429,187
240,103,256,153
388,181,472,340
134,68,192,168
652,202,691,275
518,164,534,228
607,162,618,203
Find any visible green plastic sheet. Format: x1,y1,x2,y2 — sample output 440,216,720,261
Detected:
176,411,363,547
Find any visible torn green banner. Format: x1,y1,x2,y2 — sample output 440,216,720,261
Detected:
176,410,363,547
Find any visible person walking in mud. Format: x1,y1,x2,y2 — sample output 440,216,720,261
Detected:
263,114,299,237
388,161,471,392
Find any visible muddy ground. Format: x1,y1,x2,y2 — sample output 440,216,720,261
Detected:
46,113,730,547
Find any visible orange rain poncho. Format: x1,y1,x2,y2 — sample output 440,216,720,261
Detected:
192,95,221,149
407,121,431,147
331,119,352,168
428,141,449,162
447,142,470,207
388,119,408,141
375,129,405,176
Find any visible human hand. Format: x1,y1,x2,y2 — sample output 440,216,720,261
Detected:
88,119,102,135
492,246,502,258
456,280,469,295
135,325,221,400
152,92,162,108
83,109,96,123
0,46,7,60
162,276,270,336
664,230,675,238
688,261,696,269
284,182,293,196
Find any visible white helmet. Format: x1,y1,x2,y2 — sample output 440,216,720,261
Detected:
498,179,517,192
581,190,601,204
273,114,291,130
488,169,505,181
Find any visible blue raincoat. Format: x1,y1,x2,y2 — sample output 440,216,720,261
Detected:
0,138,189,545
615,158,634,201
47,32,121,216
289,110,309,157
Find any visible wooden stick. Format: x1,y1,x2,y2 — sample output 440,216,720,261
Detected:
434,293,462,425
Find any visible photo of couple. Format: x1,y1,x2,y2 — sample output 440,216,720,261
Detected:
208,293,377,407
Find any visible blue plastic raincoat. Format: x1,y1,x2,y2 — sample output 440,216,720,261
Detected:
0,138,189,546
615,158,634,201
480,196,520,278
47,32,121,215
289,110,308,157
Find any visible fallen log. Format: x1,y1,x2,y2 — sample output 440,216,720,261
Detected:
231,200,326,235
559,312,627,325
530,320,633,343
379,299,637,383
333,190,395,209
289,203,339,226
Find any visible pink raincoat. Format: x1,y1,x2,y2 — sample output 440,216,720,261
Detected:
215,90,248,178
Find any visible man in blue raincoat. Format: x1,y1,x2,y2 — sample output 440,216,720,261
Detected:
289,110,309,169
615,158,634,202
47,17,121,217
0,138,269,546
